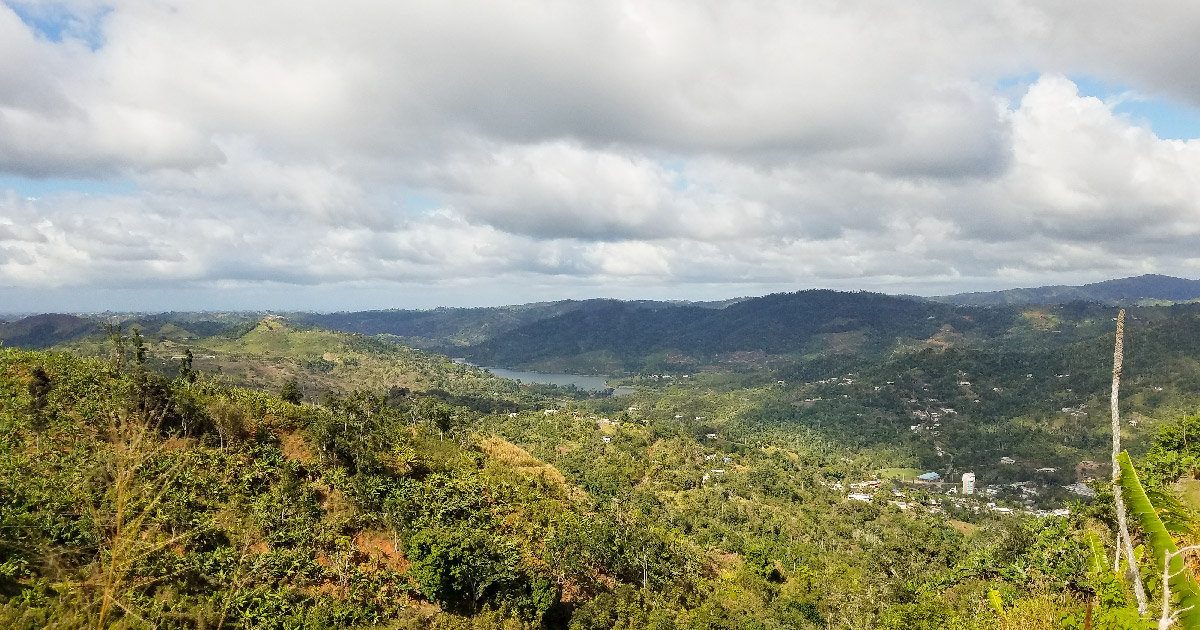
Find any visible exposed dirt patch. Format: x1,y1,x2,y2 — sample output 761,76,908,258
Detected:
923,325,963,350
354,530,410,572
279,431,314,463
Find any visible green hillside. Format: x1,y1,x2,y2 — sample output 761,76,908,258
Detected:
52,317,549,411
3,308,1200,628
460,291,1194,374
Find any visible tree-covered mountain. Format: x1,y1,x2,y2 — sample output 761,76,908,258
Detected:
932,273,1200,306
0,313,97,348
292,299,740,352
459,290,1152,373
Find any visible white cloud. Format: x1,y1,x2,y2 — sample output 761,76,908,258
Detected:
3,1,1200,309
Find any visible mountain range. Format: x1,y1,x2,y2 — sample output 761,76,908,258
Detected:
931,273,1200,306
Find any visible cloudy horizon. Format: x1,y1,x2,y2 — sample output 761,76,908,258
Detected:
3,1,1200,312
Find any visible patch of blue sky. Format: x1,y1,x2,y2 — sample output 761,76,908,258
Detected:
994,71,1041,101
0,174,137,199
1069,74,1200,141
994,72,1200,140
3,1,110,50
398,189,440,213
658,158,689,192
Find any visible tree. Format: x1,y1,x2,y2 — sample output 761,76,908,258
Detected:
178,348,196,383
279,379,303,405
27,365,52,450
208,398,247,449
405,527,519,613
130,327,146,367
103,321,126,371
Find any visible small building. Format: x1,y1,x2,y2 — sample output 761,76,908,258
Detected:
1036,467,1058,473
962,472,976,495
601,436,611,443
917,472,941,482
999,456,1016,465
705,433,718,439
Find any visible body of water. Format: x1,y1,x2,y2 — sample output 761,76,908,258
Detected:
470,365,634,395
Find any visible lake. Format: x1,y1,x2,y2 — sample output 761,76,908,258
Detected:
474,365,634,395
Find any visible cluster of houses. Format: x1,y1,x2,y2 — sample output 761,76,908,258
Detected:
908,404,958,436
1060,403,1089,418
841,468,1085,518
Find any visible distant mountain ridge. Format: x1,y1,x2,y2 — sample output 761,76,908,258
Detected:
461,290,1024,373
931,274,1200,306
293,298,742,350
0,313,96,349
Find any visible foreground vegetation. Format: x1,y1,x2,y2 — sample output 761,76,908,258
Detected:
0,338,1198,629
4,289,1200,627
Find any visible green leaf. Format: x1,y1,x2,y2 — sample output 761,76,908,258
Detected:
1117,451,1200,627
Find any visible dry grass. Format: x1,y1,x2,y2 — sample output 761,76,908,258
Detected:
949,520,981,536
479,436,579,498
278,431,314,463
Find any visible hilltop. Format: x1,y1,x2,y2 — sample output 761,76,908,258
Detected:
931,274,1200,306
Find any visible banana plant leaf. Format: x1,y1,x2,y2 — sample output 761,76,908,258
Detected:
1117,451,1200,627
1148,487,1197,536
1084,530,1106,575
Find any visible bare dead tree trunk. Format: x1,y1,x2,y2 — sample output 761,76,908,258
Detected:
1158,545,1200,629
1111,309,1148,613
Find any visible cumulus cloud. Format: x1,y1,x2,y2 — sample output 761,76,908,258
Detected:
2,0,1200,310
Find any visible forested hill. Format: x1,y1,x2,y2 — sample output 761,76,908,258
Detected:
0,313,96,348
292,301,588,349
459,290,1112,373
931,273,1200,306
292,298,737,351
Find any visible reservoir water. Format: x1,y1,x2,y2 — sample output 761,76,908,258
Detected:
469,364,634,395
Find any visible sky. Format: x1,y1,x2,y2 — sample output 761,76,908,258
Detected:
2,1,1200,312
